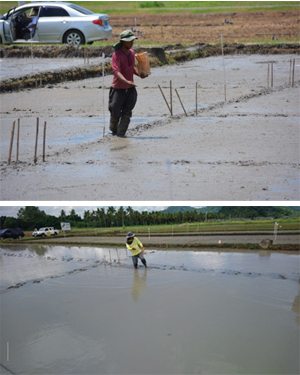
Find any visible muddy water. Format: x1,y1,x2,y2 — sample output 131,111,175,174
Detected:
0,245,299,374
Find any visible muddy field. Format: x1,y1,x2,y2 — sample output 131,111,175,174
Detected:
1,245,299,374
0,51,299,201
110,9,299,44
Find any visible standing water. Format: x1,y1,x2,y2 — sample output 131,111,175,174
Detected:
0,245,299,374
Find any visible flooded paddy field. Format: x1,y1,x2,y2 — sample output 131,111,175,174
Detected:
1,244,299,375
1,54,299,201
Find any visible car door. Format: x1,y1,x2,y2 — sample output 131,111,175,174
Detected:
3,8,15,43
38,6,70,42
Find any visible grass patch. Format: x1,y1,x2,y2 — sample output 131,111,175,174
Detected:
0,1,299,15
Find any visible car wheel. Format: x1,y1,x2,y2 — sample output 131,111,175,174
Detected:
0,236,4,240
18,235,23,239
64,30,85,45
42,233,46,237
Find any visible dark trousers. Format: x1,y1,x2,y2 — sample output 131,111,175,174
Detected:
132,252,147,268
108,87,137,118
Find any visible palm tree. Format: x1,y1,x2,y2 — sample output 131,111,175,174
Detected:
107,206,116,227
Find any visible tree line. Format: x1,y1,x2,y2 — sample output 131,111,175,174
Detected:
0,206,297,231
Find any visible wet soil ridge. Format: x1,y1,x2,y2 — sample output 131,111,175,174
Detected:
1,43,299,92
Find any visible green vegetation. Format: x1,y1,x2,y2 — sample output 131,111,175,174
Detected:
0,1,298,15
1,206,299,235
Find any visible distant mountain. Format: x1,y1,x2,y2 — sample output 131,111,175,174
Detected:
161,206,222,214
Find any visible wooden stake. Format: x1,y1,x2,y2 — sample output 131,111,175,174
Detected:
267,63,270,87
158,85,172,115
8,121,15,165
175,88,188,117
34,118,39,164
43,121,47,162
16,118,20,163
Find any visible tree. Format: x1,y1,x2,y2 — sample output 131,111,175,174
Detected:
60,209,66,221
107,206,116,226
17,206,48,230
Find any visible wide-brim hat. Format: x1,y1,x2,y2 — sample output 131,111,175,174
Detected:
114,29,138,50
126,231,135,239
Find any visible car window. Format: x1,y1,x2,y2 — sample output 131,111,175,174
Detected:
39,6,69,17
68,4,94,15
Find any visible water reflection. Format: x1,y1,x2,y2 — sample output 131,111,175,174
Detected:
130,269,147,302
292,282,300,325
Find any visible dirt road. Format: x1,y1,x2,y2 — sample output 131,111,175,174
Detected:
1,53,299,201
26,233,299,247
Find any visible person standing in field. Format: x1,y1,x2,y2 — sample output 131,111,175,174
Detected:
109,30,148,137
126,232,147,269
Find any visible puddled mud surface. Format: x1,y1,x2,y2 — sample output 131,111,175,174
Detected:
1,245,299,374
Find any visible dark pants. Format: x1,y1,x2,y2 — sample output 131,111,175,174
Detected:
132,252,147,268
108,87,137,136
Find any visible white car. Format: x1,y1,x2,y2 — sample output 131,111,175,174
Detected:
0,2,112,45
32,227,59,237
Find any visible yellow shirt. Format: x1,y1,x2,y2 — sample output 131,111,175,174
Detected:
126,237,143,256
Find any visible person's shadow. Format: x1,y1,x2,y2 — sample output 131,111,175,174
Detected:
130,268,148,302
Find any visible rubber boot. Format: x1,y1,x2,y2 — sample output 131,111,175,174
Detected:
117,110,132,137
109,115,119,135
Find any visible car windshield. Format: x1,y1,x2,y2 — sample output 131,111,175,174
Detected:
0,229,5,234
67,4,94,15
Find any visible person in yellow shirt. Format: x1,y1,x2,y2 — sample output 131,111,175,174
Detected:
126,232,147,269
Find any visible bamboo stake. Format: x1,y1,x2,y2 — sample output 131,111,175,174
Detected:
195,82,198,116
271,62,274,87
102,53,105,137
43,121,47,162
292,58,295,87
8,121,15,165
267,62,270,87
289,59,292,86
34,118,39,164
158,85,172,115
220,34,227,101
16,118,20,163
170,80,173,116
175,88,188,117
